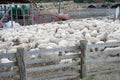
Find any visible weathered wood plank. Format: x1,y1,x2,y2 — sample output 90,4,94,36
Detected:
25,54,80,65
16,48,26,80
87,49,120,57
88,42,120,49
80,40,87,78
24,46,79,56
0,53,15,58
0,71,18,77
27,62,80,73
87,57,120,64
27,70,80,80
87,68,120,76
0,62,17,68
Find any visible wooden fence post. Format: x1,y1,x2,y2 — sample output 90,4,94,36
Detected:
16,47,26,80
80,40,88,79
10,5,13,28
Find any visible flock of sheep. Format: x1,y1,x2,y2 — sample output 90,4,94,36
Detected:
0,18,120,64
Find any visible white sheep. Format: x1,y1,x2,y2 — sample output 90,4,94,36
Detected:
104,47,120,57
0,18,120,63
59,59,72,64
19,43,29,51
97,32,108,41
95,41,105,51
85,33,92,44
19,37,29,43
1,58,13,63
7,48,17,53
29,42,38,49
59,52,79,64
29,48,39,59
90,37,100,44
0,58,13,70
87,41,104,52
58,40,68,47
90,30,98,37
38,44,48,49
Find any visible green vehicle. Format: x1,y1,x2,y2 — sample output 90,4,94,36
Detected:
74,0,84,3
12,4,30,19
88,0,94,3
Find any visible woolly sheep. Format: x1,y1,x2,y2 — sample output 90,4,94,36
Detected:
7,48,17,53
29,48,39,59
19,37,29,43
95,41,105,51
59,59,72,64
38,44,48,49
90,30,98,37
0,58,13,70
85,33,92,44
97,32,107,41
58,40,68,47
29,42,38,49
104,47,120,57
0,18,120,61
0,58,13,63
81,28,89,33
59,52,79,64
19,43,29,51
67,28,75,34
90,37,100,44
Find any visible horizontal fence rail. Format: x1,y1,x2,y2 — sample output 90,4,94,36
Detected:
26,62,80,73
87,57,120,64
27,70,80,80
0,53,15,58
88,42,120,49
87,49,120,57
24,46,80,55
25,54,80,65
87,67,120,76
0,62,17,68
0,71,19,77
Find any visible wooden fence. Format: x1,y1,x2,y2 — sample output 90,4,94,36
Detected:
0,40,120,80
86,41,120,76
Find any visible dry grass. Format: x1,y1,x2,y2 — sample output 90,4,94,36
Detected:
82,61,120,80
81,72,120,80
